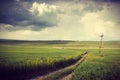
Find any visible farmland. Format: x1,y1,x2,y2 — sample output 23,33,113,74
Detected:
72,49,120,80
0,40,120,80
0,40,86,80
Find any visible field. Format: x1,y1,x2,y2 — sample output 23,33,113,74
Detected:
72,49,120,80
0,40,86,80
0,40,120,80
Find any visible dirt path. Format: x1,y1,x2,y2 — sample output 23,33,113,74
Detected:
30,52,88,80
59,73,73,80
58,53,88,80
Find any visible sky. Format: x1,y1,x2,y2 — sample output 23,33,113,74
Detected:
0,0,120,41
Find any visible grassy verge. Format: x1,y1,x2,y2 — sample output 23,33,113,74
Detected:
72,49,120,80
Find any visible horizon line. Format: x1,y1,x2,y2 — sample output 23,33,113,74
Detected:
0,38,120,42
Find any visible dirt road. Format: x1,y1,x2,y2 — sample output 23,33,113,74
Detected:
30,52,88,80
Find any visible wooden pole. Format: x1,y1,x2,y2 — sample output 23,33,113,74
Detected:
99,33,104,55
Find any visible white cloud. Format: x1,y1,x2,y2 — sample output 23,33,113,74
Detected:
30,2,58,16
29,2,61,27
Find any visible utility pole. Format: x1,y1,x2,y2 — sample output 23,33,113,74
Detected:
99,33,104,56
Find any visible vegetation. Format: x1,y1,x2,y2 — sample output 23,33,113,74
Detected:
0,40,119,80
0,45,85,80
0,39,119,48
72,49,120,80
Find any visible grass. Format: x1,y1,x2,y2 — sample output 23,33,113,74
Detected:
72,49,120,80
0,40,119,80
0,45,85,80
0,46,85,65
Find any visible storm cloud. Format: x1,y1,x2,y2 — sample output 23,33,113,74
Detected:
0,0,61,31
0,0,119,31
0,0,120,40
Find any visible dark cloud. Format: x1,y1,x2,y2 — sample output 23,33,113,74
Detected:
70,1,104,17
0,0,61,31
92,0,120,2
28,0,120,2
0,3,31,25
0,0,119,31
101,3,120,24
0,0,31,25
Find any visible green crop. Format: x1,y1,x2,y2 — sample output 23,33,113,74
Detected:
72,49,120,80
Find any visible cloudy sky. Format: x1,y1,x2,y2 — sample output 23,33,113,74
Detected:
0,0,120,41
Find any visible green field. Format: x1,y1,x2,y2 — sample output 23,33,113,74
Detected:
0,46,85,68
0,40,86,80
72,49,120,80
0,40,120,80
0,40,119,48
